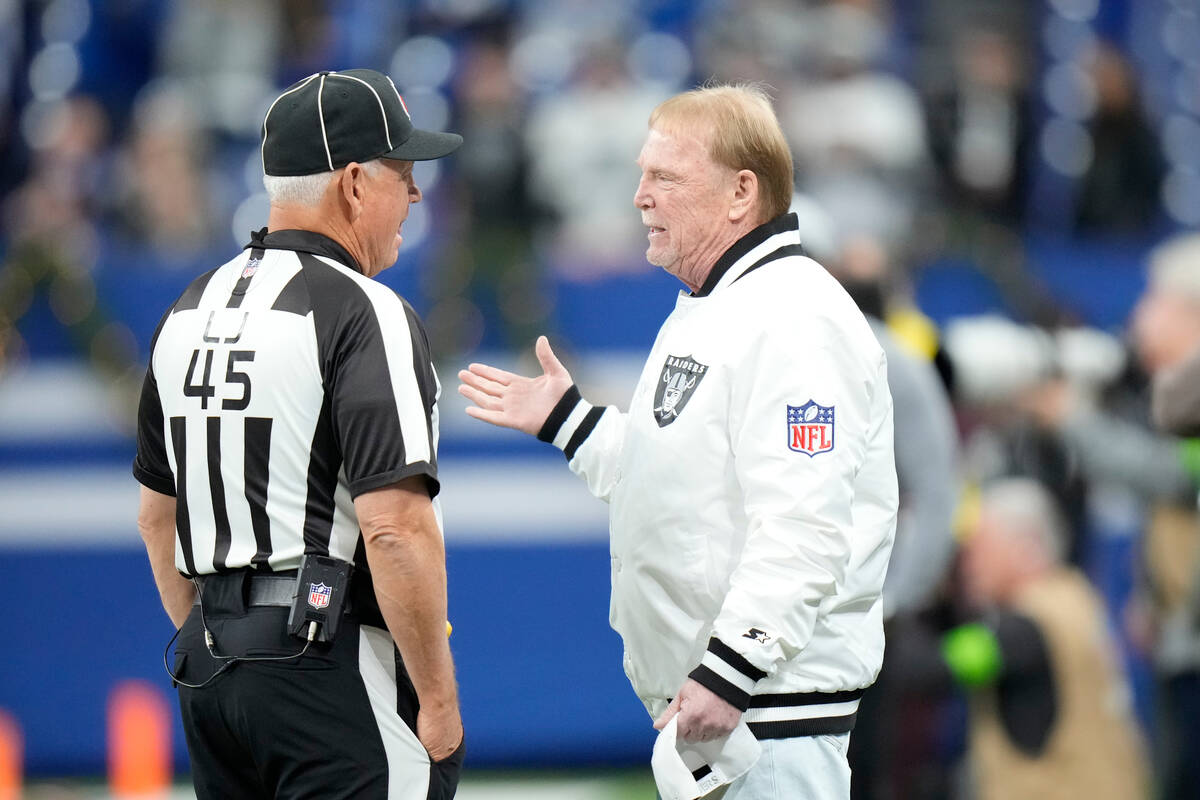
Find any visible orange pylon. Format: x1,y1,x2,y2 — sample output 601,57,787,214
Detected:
107,680,171,797
0,710,21,800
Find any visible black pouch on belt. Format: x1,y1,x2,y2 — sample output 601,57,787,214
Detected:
200,571,250,617
287,554,354,643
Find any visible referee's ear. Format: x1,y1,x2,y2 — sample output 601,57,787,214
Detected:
337,162,369,223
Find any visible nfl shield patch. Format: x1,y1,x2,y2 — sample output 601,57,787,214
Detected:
308,582,332,610
241,257,260,279
787,401,835,456
652,354,708,427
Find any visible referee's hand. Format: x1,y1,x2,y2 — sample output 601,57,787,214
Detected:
458,336,574,435
419,703,464,762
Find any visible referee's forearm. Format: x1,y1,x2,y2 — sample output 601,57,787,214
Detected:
137,485,195,628
365,527,458,705
356,481,459,709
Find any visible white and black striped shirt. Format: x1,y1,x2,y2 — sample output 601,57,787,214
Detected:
134,229,440,577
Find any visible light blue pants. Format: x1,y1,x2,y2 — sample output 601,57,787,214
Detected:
708,734,852,800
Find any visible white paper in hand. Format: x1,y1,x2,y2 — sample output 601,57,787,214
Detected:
651,717,762,800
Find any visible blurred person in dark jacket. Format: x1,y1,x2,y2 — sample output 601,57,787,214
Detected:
1074,42,1164,236
826,235,962,800
924,26,1032,227
429,36,545,358
948,477,1149,800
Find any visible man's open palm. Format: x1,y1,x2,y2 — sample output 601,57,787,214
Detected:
458,336,574,435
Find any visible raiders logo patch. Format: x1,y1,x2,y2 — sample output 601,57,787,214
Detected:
653,354,707,427
788,400,835,456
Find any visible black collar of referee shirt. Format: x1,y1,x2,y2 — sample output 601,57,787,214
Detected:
691,212,799,298
245,228,363,274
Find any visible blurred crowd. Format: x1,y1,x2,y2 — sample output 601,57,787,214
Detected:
3,0,1200,797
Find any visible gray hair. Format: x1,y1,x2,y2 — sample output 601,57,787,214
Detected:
980,477,1068,564
1149,233,1200,304
262,159,384,208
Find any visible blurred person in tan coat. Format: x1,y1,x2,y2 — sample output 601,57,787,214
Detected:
948,478,1149,800
1016,232,1200,798
1132,231,1200,799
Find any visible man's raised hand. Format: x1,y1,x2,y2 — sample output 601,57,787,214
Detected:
458,336,573,435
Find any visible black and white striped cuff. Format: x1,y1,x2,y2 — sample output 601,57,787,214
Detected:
743,689,864,738
687,637,769,712
536,384,606,461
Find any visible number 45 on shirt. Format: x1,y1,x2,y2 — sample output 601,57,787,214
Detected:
183,348,256,411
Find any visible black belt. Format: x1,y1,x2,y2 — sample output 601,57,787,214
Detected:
192,575,298,608
192,569,372,621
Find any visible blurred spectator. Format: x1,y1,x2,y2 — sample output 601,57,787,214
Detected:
938,318,1094,565
525,42,664,278
947,477,1149,800
924,26,1032,226
428,36,546,358
782,1,929,249
1128,232,1200,800
1074,42,1164,236
0,0,21,191
1135,234,1200,385
1153,369,1200,441
2,96,107,242
910,8,1066,333
693,0,807,89
833,236,961,618
830,236,962,800
1017,373,1195,514
1012,234,1200,799
106,84,224,261
1149,238,1200,437
156,0,283,136
0,96,137,379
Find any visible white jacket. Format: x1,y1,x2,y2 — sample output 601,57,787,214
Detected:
539,215,898,738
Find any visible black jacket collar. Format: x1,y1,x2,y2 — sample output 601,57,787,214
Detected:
692,212,799,297
245,228,363,274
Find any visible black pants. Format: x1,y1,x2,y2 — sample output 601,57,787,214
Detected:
173,598,463,799
1157,670,1200,800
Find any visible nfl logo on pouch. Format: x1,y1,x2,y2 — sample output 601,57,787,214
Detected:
308,582,332,610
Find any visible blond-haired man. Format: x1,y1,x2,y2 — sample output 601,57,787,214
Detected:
460,85,897,798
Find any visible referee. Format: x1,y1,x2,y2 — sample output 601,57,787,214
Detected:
133,69,464,799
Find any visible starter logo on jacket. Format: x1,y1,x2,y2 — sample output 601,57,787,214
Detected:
788,400,835,456
653,354,708,427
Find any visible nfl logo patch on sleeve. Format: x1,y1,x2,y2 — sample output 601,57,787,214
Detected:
787,401,835,456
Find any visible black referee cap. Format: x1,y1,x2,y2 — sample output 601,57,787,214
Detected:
262,69,462,176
